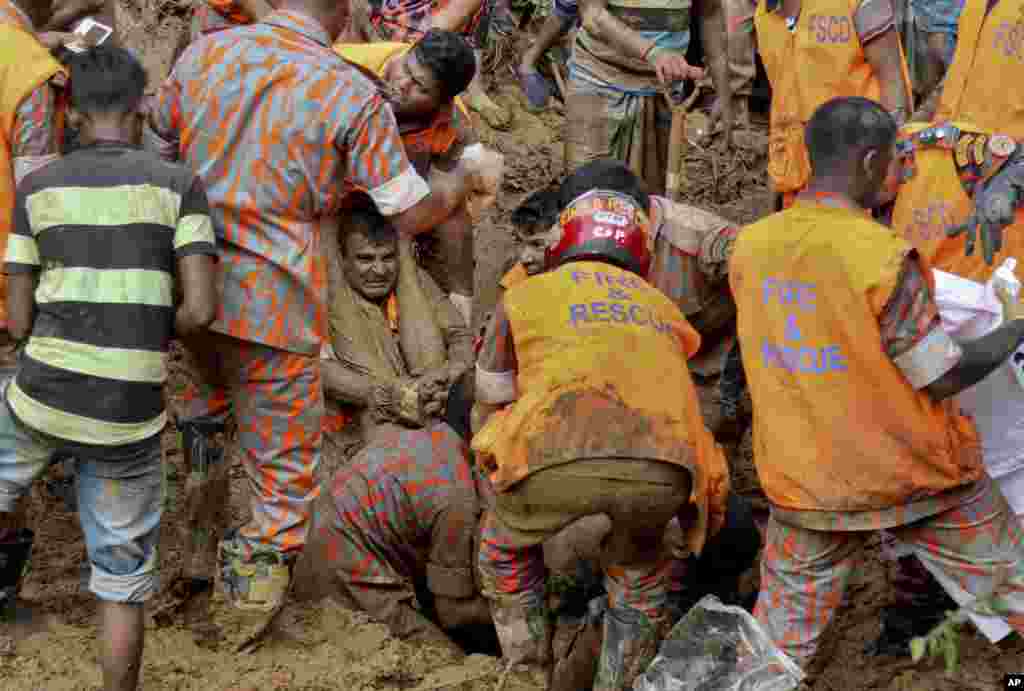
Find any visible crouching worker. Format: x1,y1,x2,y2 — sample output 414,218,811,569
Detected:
292,421,490,651
0,46,216,690
472,181,730,690
732,96,1024,669
336,29,497,324
320,200,474,466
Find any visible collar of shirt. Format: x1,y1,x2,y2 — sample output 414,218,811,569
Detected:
262,9,332,47
0,0,34,31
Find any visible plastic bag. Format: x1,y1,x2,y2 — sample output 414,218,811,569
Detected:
632,596,804,691
932,269,1024,478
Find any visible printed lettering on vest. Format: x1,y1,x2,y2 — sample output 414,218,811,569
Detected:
994,20,1024,61
760,277,848,374
566,270,672,334
904,201,956,244
809,14,852,44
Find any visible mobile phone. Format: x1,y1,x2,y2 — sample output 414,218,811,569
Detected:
64,18,113,54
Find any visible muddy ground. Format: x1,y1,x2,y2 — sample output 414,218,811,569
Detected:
2,9,1022,691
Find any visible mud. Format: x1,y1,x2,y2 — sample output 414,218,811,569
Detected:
2,10,1021,691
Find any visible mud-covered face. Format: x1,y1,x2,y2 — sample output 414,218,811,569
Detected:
386,50,444,120
514,223,561,276
342,231,398,302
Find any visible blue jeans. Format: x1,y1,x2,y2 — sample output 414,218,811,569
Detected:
0,395,163,603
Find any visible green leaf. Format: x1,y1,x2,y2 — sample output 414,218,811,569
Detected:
910,637,926,662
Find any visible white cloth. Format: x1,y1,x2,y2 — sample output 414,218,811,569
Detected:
933,269,1024,479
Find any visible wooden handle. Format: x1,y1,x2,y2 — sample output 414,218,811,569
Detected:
666,103,688,203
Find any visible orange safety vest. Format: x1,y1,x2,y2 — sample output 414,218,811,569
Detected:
472,260,729,554
731,202,981,512
0,25,63,330
892,0,1024,282
754,0,912,194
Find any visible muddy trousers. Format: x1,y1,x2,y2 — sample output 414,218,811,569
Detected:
180,332,323,560
754,479,1024,667
478,459,691,689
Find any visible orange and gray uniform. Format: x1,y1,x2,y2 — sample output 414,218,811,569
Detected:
146,10,429,560
731,199,1024,666
893,0,1024,283
0,0,62,338
755,0,911,201
298,422,488,637
474,257,729,621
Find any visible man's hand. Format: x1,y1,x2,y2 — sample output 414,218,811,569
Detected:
649,49,704,85
417,368,451,418
946,155,1024,265
462,149,504,221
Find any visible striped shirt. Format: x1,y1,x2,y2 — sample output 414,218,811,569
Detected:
4,141,217,448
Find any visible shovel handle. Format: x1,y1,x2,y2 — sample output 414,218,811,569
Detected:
665,82,689,203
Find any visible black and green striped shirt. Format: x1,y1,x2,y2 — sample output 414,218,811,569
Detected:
4,141,216,447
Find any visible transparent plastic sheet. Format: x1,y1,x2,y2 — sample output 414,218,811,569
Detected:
633,596,804,691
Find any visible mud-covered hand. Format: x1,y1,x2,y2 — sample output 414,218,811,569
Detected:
417,368,451,418
462,148,504,221
947,156,1024,265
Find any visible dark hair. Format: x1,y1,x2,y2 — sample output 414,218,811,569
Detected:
413,29,476,103
68,45,147,115
342,195,397,253
805,97,897,177
511,182,562,231
559,159,651,212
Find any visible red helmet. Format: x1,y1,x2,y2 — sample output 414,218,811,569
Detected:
545,190,652,277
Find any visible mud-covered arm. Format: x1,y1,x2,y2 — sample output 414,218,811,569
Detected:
578,0,703,83
858,0,909,125
4,191,40,340
911,73,945,124
423,272,474,381
697,0,731,120
433,0,483,33
876,254,1024,400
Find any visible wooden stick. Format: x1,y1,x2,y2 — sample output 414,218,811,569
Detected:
664,86,690,202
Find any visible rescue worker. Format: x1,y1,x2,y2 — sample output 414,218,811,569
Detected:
878,0,1024,655
565,0,730,196
292,421,492,652
740,0,912,207
346,0,512,129
145,0,487,624
472,169,730,690
516,0,756,139
731,96,1024,669
334,29,486,323
320,202,473,466
894,0,1024,277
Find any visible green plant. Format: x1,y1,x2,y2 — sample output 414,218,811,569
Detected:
909,566,1013,675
